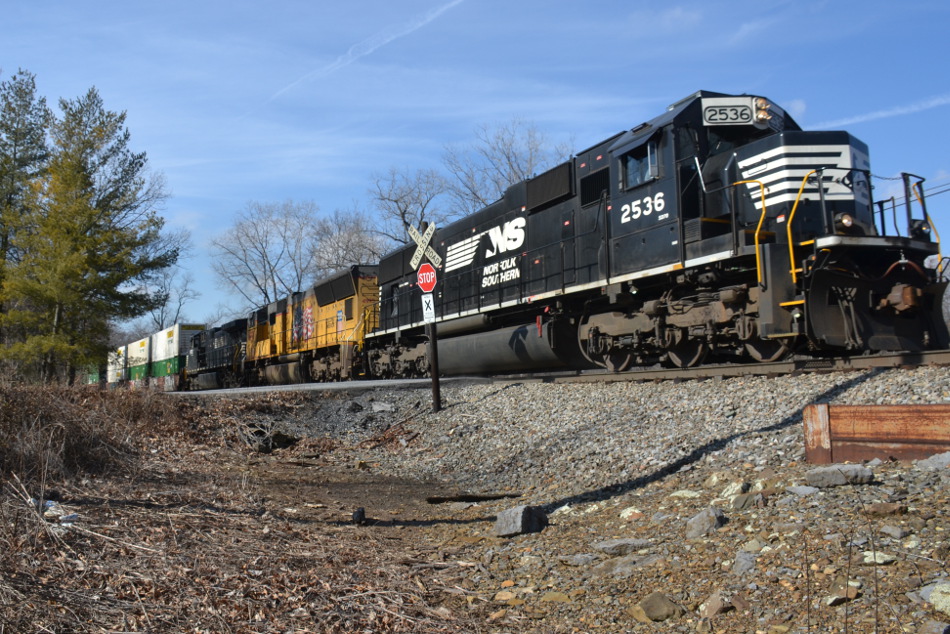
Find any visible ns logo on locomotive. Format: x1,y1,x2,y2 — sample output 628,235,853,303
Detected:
102,91,948,389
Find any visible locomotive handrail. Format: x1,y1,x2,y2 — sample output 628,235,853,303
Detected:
912,181,942,261
733,179,768,287
786,169,819,284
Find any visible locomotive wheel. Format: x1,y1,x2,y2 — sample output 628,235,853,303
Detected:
744,337,792,363
667,340,709,368
596,350,633,372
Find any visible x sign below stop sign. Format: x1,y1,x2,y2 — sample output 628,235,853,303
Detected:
417,262,437,293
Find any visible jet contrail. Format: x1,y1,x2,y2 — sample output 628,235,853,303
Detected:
263,0,464,106
815,94,950,129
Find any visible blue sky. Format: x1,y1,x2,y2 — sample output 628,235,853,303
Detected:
3,0,949,323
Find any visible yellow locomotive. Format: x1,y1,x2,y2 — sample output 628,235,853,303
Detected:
245,265,379,383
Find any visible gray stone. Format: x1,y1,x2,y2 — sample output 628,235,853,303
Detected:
699,591,732,618
731,492,764,511
593,553,665,577
880,524,910,539
804,464,873,488
592,538,651,556
787,485,820,496
686,507,727,539
559,553,599,567
917,619,950,634
493,505,548,537
931,583,950,617
917,451,950,471
638,591,684,621
732,551,757,576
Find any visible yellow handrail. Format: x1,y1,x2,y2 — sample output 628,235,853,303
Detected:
785,170,818,284
733,179,768,286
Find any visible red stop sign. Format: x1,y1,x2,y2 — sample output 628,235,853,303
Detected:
417,262,437,293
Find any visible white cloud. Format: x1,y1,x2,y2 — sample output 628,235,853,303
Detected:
815,94,950,129
256,0,464,110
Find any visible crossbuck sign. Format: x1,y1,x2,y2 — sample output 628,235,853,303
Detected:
409,223,442,269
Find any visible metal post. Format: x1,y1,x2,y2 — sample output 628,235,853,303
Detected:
426,321,442,412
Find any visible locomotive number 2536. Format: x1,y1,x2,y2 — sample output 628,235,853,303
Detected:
620,192,666,223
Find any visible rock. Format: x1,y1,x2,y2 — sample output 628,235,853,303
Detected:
930,583,950,617
559,553,598,567
731,492,764,510
591,538,651,556
917,451,950,470
371,401,395,413
804,464,873,488
592,553,665,577
862,551,897,565
917,619,950,634
493,505,548,537
686,507,726,539
635,591,684,622
787,485,819,496
732,551,756,576
880,524,910,539
866,502,907,516
619,506,644,520
699,591,733,618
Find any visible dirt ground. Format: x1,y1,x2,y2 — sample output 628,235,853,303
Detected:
0,392,510,633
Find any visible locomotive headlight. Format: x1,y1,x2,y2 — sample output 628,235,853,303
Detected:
910,219,932,239
835,213,855,230
754,97,772,123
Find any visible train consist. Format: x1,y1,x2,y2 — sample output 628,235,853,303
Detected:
104,90,948,389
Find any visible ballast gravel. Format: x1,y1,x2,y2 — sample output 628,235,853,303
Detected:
279,366,950,632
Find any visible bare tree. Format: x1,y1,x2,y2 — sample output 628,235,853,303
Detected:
442,118,573,215
312,206,391,276
145,266,200,331
210,200,320,307
368,167,450,244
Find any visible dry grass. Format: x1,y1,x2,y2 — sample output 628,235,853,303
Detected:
0,387,484,633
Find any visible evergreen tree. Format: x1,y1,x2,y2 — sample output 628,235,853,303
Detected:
0,87,176,382
0,69,51,267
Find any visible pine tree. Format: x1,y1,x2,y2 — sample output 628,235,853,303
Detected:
0,87,177,382
0,69,51,266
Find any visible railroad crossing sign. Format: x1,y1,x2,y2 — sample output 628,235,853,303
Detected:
409,223,442,269
421,293,436,323
417,262,438,293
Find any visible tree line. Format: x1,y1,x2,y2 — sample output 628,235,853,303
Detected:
0,69,183,383
0,67,571,382
209,118,572,309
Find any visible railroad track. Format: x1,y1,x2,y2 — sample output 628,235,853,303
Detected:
174,349,950,396
494,349,950,385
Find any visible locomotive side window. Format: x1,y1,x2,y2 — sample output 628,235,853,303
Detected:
623,140,658,190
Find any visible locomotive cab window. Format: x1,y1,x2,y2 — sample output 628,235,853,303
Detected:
623,140,658,190
344,298,354,320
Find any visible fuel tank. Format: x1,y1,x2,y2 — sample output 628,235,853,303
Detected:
436,320,590,375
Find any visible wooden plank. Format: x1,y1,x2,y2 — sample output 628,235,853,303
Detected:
827,405,950,443
803,404,950,464
803,404,832,464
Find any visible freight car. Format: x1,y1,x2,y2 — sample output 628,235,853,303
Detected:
366,90,947,375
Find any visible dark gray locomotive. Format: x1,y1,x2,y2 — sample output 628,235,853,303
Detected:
366,90,947,376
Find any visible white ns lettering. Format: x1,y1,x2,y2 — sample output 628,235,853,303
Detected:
620,192,666,223
485,217,526,257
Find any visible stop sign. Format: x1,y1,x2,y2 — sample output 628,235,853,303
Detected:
417,262,437,293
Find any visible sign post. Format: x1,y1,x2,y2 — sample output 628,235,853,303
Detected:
410,224,442,412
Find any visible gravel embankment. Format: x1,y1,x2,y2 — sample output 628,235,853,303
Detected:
278,366,950,632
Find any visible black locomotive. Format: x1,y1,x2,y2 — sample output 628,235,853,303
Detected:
365,90,947,377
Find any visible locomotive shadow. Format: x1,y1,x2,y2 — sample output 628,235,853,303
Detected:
538,369,886,514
